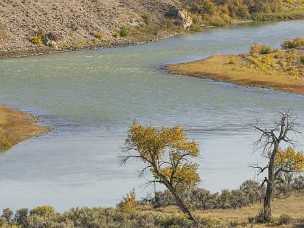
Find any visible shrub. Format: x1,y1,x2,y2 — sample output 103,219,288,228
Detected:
44,32,60,42
190,23,202,32
207,15,229,26
92,31,104,40
292,175,304,191
277,214,292,225
117,191,137,213
282,37,304,49
250,43,273,55
165,6,179,18
14,208,29,226
240,180,262,204
30,205,55,218
190,1,216,15
1,208,13,223
300,56,304,65
251,209,268,224
146,179,262,210
119,26,129,37
30,34,43,45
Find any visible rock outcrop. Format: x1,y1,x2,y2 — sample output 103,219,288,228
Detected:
176,10,193,30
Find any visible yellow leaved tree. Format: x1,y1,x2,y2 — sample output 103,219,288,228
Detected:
275,147,304,174
122,122,200,222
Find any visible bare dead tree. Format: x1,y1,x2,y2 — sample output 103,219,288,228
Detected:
252,112,300,222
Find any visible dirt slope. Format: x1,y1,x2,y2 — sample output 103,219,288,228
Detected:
0,0,179,53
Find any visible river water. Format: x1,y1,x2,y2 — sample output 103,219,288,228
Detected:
0,20,304,211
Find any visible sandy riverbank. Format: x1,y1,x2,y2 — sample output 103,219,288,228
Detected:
167,53,304,95
0,106,48,151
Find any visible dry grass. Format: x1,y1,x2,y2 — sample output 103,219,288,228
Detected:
146,193,304,227
198,193,304,224
0,105,48,150
168,53,304,95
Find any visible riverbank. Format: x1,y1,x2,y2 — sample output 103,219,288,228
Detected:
167,41,304,95
0,106,48,150
0,32,179,59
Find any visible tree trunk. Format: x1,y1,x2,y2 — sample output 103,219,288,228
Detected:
171,187,196,222
263,145,277,222
164,182,196,223
263,182,272,222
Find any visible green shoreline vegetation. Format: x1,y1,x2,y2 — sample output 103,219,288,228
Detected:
168,37,304,95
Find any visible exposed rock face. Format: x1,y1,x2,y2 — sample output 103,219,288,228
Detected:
176,10,193,30
165,6,193,30
43,32,59,48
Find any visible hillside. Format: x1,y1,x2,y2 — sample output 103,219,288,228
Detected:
1,0,304,57
0,0,179,56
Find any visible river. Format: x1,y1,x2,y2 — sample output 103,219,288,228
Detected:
0,20,304,211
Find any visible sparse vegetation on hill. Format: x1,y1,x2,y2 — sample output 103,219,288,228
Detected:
184,0,304,29
1,0,304,57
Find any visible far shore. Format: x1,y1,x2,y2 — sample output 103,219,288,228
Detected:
0,18,301,60
167,55,304,95
0,105,48,151
0,39,148,59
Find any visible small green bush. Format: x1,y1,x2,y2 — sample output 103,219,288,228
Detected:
119,26,129,37
250,43,273,55
260,46,273,54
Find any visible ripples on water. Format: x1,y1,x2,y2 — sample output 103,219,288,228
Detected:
0,20,304,210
